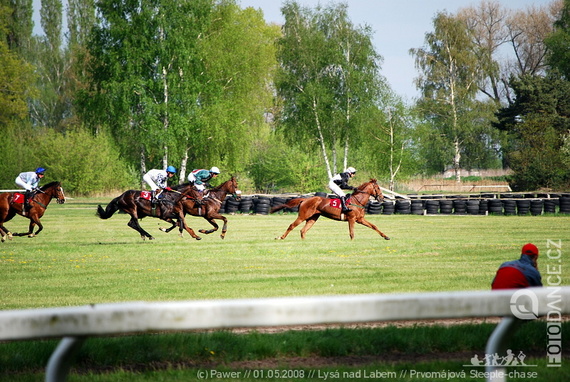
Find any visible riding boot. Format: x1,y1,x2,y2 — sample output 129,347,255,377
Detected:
341,195,352,213
23,191,33,215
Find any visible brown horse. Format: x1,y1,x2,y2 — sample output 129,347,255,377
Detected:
0,181,66,242
161,177,241,239
270,179,390,240
96,183,202,241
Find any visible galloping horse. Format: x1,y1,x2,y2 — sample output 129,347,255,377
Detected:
270,179,390,240
0,181,66,242
96,184,202,241
161,177,241,239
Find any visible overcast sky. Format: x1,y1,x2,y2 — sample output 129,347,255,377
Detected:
32,0,553,100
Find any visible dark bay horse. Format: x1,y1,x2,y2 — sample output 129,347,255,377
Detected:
96,184,202,241
270,179,390,240
161,177,241,239
0,181,66,242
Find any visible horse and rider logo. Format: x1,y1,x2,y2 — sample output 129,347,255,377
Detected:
464,350,536,367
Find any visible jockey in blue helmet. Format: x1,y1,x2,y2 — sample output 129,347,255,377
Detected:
143,166,177,202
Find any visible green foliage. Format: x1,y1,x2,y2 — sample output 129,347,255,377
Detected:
248,134,327,193
34,127,137,195
411,12,501,177
276,1,385,177
545,0,570,79
0,123,35,188
495,74,570,190
0,6,36,125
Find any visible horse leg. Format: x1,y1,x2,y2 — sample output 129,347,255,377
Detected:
299,215,320,239
356,218,390,240
0,224,12,242
178,217,201,240
13,219,40,238
127,216,154,240
276,216,306,240
159,218,179,234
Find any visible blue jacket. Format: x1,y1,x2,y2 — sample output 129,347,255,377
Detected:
492,255,542,289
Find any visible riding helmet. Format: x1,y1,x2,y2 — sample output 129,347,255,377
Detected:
166,165,176,173
210,166,220,174
346,167,356,174
35,167,46,174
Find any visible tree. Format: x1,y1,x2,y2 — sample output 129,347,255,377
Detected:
0,5,36,125
2,0,34,56
494,74,570,190
458,0,561,105
545,0,570,79
411,12,499,181
179,1,279,179
275,1,384,178
80,0,215,179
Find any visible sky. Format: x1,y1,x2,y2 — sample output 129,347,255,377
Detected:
238,0,553,100
32,0,553,100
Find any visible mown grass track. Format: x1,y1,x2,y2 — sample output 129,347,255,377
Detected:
1,197,569,309
0,197,569,381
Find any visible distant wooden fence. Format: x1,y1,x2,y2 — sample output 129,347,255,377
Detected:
1,287,568,382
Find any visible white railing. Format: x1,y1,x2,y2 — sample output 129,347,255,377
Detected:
1,287,568,382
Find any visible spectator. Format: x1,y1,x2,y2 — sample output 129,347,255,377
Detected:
491,243,542,289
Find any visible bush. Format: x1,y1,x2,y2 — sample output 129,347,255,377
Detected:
37,127,138,195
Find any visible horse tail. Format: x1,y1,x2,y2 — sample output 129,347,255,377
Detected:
96,197,121,219
270,197,305,214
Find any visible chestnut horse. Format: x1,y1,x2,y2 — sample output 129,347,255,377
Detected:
161,177,241,239
96,184,202,241
270,179,390,240
0,181,66,242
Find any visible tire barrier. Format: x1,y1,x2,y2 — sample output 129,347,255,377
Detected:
219,193,570,216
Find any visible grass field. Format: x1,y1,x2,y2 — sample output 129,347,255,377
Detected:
1,197,569,381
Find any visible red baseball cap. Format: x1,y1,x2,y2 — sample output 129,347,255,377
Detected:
521,243,539,256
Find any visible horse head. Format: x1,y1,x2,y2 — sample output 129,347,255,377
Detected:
356,179,383,202
41,181,66,204
221,176,241,201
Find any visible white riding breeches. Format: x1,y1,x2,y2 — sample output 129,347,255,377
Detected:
15,177,33,191
328,180,345,197
143,174,159,191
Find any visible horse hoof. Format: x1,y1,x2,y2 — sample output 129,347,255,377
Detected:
384,236,390,240
195,237,202,240
159,227,167,232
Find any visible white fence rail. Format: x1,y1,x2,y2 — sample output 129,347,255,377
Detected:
1,288,568,382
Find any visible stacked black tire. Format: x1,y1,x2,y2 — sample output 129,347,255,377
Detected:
560,196,570,214
253,196,272,215
219,193,570,216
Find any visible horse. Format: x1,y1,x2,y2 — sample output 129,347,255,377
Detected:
161,177,241,239
270,179,390,240
96,183,202,241
0,181,66,242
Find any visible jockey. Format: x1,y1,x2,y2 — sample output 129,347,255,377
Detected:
188,167,220,193
15,167,46,212
328,167,356,213
143,166,176,202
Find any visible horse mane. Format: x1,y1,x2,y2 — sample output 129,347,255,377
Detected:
355,179,377,191
172,182,193,190
40,181,60,190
